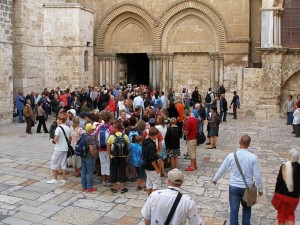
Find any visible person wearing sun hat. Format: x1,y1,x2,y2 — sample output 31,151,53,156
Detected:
80,123,97,192
141,168,202,225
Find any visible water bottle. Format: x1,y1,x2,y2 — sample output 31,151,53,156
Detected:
111,144,114,155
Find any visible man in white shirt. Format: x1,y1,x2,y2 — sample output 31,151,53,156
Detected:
141,168,202,225
160,91,167,109
212,135,263,225
47,114,72,185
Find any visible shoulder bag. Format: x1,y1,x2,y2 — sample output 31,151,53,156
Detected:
165,189,183,225
234,151,257,207
59,126,74,158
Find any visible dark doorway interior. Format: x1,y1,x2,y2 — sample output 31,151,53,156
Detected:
124,53,149,85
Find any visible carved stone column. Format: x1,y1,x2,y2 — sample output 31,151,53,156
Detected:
168,54,174,90
111,56,116,85
219,56,224,84
99,58,104,86
147,54,155,90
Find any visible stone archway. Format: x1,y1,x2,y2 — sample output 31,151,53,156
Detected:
280,70,300,111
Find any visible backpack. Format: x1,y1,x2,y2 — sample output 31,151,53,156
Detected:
98,125,110,149
74,133,88,157
111,133,128,157
235,97,240,106
205,92,212,103
128,130,139,143
197,132,206,145
49,121,58,139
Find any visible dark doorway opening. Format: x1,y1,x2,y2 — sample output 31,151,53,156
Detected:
120,53,149,85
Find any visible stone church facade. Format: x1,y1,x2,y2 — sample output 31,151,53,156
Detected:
0,0,300,124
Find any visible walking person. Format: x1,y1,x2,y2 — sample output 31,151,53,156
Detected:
212,135,263,225
36,102,49,133
141,168,202,225
230,91,239,119
273,148,300,225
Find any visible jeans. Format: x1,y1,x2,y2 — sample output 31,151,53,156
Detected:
18,109,23,122
229,185,251,225
81,157,95,189
233,105,237,119
287,112,293,125
220,111,227,121
198,121,203,133
206,103,211,118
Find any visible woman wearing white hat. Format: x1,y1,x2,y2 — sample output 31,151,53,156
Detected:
273,149,300,225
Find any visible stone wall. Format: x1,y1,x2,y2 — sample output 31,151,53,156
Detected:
0,0,13,124
173,53,210,98
13,0,94,97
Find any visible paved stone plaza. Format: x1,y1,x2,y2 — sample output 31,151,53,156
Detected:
0,116,299,225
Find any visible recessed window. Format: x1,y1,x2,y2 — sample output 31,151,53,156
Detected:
84,50,88,71
282,0,300,48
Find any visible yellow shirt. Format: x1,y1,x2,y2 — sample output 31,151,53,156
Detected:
107,132,130,158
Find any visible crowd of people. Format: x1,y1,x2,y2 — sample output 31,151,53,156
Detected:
14,83,300,225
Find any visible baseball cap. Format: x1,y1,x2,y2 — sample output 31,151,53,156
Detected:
67,109,76,116
80,112,88,117
85,123,96,131
168,168,184,185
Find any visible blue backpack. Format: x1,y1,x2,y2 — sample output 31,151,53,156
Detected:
75,133,88,157
98,125,110,149
235,97,240,106
128,130,139,143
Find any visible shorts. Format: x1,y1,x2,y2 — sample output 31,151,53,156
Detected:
99,151,110,176
51,151,67,170
167,149,180,158
187,139,197,159
135,167,146,179
145,170,161,190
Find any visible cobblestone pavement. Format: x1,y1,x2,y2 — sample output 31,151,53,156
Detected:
0,115,299,225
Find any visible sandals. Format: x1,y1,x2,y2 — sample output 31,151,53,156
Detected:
120,188,128,194
110,188,117,193
136,186,143,191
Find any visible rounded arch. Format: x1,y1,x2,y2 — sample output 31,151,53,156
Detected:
282,66,300,87
155,0,228,52
104,13,153,53
280,70,300,111
161,10,219,52
96,4,155,53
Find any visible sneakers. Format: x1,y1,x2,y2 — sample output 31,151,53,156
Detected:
86,187,97,192
47,179,59,184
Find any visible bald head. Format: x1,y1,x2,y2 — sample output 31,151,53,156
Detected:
239,135,251,147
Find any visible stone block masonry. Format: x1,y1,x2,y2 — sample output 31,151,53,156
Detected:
0,0,13,125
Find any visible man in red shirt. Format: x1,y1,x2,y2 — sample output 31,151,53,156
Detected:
183,110,198,171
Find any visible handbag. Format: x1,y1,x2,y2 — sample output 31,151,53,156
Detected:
234,151,258,207
165,189,183,225
271,192,284,210
59,126,74,158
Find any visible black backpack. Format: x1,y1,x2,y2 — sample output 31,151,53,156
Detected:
197,132,206,145
111,134,128,157
205,92,211,103
49,121,57,139
216,113,221,125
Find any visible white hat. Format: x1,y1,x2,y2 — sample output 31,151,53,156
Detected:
168,168,184,185
67,109,76,116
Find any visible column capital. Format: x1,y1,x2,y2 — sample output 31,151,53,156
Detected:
97,53,116,61
147,53,174,60
209,52,220,60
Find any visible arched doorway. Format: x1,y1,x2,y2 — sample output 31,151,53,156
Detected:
280,70,300,111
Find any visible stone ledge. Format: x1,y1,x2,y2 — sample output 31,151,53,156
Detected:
256,47,300,54
43,3,94,13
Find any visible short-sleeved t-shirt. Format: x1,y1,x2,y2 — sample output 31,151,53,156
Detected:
54,124,71,152
107,132,130,157
85,133,95,158
176,103,185,122
185,117,198,140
